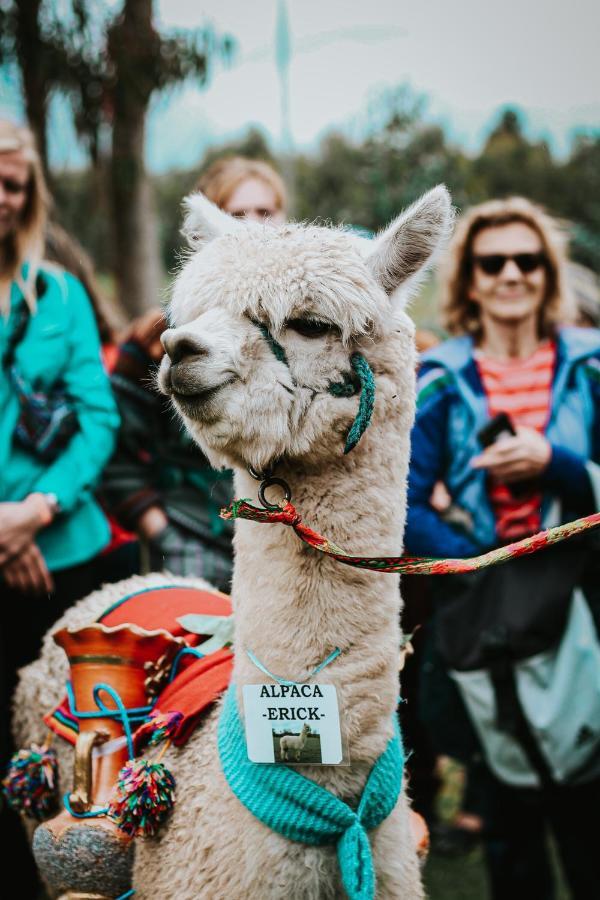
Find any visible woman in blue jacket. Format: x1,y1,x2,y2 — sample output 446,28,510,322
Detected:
406,197,600,899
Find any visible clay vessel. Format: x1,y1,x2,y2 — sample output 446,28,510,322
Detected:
33,623,183,899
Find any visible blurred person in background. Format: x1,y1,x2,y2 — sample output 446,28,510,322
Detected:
101,156,287,591
43,220,141,580
405,197,600,899
0,120,120,889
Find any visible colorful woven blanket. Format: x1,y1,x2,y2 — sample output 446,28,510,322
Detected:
45,585,234,747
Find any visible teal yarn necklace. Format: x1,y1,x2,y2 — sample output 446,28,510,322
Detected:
217,685,403,900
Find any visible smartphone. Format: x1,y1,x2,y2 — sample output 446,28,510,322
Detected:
477,412,535,496
477,412,516,448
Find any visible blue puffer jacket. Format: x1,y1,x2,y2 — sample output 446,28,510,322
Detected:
0,265,120,570
405,328,600,558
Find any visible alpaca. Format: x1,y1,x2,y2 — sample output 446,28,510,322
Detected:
14,184,452,899
280,723,311,762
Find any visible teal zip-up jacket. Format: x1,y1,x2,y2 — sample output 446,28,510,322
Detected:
0,265,119,570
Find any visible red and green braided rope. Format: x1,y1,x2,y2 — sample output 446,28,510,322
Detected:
221,500,600,575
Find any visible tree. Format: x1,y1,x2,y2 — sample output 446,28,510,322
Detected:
294,86,471,233
49,84,600,296
472,108,555,204
1,0,234,316
0,0,64,172
560,135,600,271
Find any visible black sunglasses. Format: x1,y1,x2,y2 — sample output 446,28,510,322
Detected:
0,175,29,195
473,252,546,276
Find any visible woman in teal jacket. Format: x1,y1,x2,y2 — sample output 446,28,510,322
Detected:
0,120,119,877
0,119,118,608
1,120,119,890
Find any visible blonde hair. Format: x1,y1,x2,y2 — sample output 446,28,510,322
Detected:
441,196,575,337
0,119,50,312
195,156,287,215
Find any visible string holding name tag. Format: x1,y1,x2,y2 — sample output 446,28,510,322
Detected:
242,647,345,766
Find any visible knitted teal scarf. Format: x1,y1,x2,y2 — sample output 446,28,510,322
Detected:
217,685,404,900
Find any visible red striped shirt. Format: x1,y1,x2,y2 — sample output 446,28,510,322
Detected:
475,341,555,540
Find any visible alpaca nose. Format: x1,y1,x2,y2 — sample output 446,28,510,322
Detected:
161,329,208,365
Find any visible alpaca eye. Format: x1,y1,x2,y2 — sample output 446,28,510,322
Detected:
286,318,334,338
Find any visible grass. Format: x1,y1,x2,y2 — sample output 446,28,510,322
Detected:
425,846,489,899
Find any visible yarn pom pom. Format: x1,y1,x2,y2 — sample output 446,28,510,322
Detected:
107,759,176,837
2,743,58,820
133,710,183,754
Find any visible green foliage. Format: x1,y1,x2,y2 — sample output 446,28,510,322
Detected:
50,89,600,288
0,0,236,163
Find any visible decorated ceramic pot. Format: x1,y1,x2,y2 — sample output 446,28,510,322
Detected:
32,622,183,899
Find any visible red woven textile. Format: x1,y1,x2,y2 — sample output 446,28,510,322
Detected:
44,585,234,746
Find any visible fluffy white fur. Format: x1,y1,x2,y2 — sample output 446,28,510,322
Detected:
14,187,453,899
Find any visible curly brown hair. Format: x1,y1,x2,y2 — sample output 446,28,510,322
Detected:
441,197,575,337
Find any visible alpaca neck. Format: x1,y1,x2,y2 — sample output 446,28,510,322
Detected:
230,383,412,764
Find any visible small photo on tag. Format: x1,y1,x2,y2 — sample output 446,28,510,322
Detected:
274,723,322,764
242,683,343,765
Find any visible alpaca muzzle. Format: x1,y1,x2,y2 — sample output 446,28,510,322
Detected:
161,329,208,366
160,329,210,396
160,327,238,408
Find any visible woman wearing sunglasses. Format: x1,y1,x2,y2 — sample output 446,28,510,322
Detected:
405,197,600,898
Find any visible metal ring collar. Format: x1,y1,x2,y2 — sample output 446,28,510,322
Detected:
257,476,292,511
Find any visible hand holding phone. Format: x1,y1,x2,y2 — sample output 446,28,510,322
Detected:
473,413,550,494
477,412,515,449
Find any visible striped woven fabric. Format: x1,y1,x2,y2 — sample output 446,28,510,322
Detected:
475,341,556,539
44,585,234,747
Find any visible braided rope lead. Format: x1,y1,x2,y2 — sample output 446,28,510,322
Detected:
220,501,600,576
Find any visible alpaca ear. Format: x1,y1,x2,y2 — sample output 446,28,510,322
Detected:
367,185,454,297
181,192,245,249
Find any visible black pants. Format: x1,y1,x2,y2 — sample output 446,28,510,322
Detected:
1,545,139,897
483,769,600,900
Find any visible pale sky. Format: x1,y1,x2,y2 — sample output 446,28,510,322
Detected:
1,0,599,171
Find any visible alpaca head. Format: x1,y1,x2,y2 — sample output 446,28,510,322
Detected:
158,186,453,472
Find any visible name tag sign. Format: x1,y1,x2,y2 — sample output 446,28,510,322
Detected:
242,682,343,765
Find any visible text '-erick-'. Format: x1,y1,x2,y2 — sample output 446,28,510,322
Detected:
242,683,344,766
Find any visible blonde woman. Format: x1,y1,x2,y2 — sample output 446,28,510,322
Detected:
196,155,287,223
0,121,120,886
405,197,600,898
0,120,118,601
101,156,287,585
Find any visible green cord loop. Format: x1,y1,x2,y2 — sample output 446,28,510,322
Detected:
342,354,376,454
254,320,375,454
